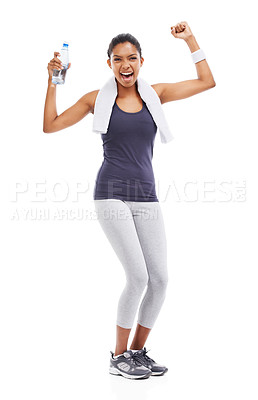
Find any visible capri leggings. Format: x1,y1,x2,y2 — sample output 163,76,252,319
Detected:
94,199,169,329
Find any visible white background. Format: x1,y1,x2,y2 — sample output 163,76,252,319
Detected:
1,0,258,399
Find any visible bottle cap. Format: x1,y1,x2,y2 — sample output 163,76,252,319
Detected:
62,41,69,47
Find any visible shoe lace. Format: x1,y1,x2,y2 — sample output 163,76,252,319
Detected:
131,352,146,366
142,348,155,363
131,348,155,367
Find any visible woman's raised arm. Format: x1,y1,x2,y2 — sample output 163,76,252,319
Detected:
43,51,98,133
43,87,98,133
151,22,216,104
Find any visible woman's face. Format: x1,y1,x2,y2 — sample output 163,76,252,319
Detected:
107,41,144,87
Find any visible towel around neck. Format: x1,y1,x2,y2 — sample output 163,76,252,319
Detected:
92,75,174,144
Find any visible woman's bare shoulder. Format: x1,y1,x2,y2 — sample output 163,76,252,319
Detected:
150,84,163,100
85,89,100,114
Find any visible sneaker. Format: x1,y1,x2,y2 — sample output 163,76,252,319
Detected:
109,349,152,379
130,347,168,376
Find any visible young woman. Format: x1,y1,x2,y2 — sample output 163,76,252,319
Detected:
44,21,216,380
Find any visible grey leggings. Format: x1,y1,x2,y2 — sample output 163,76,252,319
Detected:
94,199,169,329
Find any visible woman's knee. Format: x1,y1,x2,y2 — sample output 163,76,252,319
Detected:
127,271,149,293
150,273,169,293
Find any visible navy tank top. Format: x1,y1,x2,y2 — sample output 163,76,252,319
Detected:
93,98,159,202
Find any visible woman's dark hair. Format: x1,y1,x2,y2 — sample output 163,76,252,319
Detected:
107,33,142,59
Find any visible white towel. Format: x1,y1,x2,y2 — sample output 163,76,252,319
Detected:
92,75,174,144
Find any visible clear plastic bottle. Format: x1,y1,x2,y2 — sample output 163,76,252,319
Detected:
52,41,69,85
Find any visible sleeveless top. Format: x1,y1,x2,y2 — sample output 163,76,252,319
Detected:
93,99,159,202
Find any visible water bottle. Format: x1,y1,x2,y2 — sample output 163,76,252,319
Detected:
52,41,69,85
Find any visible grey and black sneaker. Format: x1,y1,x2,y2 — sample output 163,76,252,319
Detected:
109,350,152,379
130,347,168,376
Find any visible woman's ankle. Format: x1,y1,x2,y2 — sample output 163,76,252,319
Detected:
114,348,127,356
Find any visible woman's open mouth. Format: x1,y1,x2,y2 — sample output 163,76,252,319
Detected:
120,72,134,82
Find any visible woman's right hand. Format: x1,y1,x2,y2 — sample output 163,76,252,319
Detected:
47,51,71,79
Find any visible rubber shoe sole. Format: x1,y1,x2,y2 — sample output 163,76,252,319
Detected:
109,365,151,379
151,367,168,376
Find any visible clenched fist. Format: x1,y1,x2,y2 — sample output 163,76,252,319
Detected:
171,21,193,40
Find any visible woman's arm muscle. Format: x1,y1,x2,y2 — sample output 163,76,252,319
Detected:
43,89,99,133
151,79,216,104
